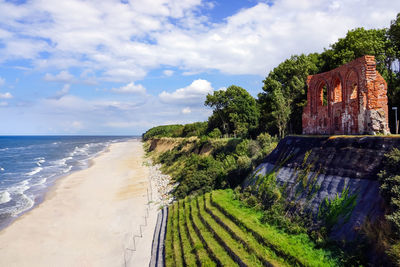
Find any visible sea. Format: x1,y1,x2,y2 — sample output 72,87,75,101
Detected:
0,136,136,229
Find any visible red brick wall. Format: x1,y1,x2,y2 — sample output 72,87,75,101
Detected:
302,55,389,135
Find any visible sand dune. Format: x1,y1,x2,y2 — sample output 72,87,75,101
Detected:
0,140,158,267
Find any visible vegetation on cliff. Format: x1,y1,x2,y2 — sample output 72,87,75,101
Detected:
379,148,400,264
146,134,277,198
164,190,341,266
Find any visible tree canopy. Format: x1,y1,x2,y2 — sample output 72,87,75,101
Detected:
205,85,260,138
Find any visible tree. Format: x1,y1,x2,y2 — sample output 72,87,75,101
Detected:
388,13,400,132
258,54,320,136
320,28,389,74
270,88,291,138
205,85,260,138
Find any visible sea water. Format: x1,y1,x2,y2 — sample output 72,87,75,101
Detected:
0,136,135,229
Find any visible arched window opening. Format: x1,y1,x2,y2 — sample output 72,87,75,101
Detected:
333,78,342,103
322,85,327,106
350,83,357,99
317,81,328,107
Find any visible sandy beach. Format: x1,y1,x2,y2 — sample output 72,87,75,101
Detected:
0,140,159,267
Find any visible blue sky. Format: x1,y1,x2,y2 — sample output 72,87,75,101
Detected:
0,0,399,135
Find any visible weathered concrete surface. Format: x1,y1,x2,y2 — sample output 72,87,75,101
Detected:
149,207,168,267
303,55,390,135
246,136,400,240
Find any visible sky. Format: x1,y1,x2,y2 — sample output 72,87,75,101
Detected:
0,0,399,135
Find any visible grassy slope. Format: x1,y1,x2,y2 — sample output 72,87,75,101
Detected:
211,189,339,267
204,192,288,266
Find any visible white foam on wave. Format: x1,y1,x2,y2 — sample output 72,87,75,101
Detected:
11,193,34,217
0,167,4,171
0,191,11,204
30,177,48,188
54,156,73,167
63,165,73,173
0,179,34,217
35,157,46,167
27,167,43,176
70,144,92,157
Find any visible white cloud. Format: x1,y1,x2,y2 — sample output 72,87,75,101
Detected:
182,107,191,114
163,70,174,77
0,77,5,87
111,82,146,94
44,71,74,83
0,101,8,107
0,0,398,81
159,79,213,104
0,92,12,99
50,84,70,99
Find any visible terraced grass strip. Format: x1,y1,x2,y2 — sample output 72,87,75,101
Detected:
204,193,287,267
198,194,263,267
165,205,174,266
211,190,339,267
178,199,197,266
172,202,184,266
184,198,216,267
190,197,239,267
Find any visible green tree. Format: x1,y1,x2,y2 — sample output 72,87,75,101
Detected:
270,89,291,138
205,85,260,138
320,28,389,74
258,54,320,136
388,13,400,131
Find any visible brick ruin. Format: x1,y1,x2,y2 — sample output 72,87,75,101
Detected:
302,55,389,135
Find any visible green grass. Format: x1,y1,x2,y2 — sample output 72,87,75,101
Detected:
211,189,339,267
197,194,263,266
190,197,239,266
204,192,289,267
165,205,174,266
172,202,184,266
164,189,341,266
177,199,197,266
184,197,216,266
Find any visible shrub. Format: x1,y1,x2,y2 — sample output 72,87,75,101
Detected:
142,124,184,140
378,148,400,236
235,139,250,156
182,122,208,137
208,128,222,138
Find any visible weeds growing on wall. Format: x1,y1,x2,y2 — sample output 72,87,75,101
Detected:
378,148,400,265
318,186,358,231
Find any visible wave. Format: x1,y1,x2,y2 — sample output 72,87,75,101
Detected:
63,165,73,173
70,144,91,157
0,167,4,171
27,167,43,176
0,191,11,204
35,157,46,167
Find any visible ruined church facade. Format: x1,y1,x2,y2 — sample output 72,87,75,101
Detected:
302,55,389,135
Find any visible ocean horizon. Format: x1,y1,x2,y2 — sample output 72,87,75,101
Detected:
0,135,139,230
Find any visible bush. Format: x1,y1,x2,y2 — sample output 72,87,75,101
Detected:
235,139,250,156
378,148,400,236
142,124,184,140
182,122,208,137
208,128,222,138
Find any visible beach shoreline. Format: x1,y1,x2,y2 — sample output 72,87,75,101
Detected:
0,139,159,267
